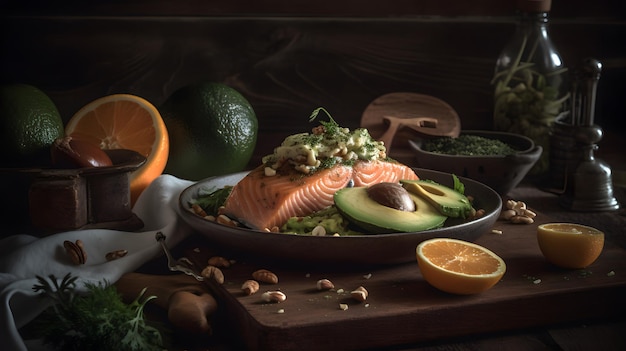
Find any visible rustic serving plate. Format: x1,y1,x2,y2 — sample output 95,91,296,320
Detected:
178,168,501,266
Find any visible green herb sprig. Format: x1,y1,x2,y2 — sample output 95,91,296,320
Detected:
309,107,340,136
32,273,164,351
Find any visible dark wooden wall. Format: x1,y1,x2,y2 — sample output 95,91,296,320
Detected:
2,0,625,164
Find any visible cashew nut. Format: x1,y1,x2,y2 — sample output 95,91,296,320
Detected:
500,199,535,224
262,290,286,303
316,279,335,290
350,286,368,302
201,265,225,284
241,280,260,295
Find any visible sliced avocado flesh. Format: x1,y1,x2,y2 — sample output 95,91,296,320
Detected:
334,187,447,234
400,180,473,219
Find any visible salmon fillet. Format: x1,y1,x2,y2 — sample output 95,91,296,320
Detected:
221,160,418,230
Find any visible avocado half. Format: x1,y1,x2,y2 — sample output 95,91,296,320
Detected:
334,186,447,234
400,179,473,218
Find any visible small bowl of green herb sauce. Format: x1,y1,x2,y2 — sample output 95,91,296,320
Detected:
409,130,542,195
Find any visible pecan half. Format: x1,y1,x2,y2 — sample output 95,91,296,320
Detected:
64,240,86,265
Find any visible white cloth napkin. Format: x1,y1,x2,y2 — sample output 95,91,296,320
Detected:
0,174,194,351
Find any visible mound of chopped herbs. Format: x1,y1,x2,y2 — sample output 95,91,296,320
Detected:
421,135,518,156
32,273,164,351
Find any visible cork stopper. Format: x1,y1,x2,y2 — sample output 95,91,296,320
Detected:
516,0,552,13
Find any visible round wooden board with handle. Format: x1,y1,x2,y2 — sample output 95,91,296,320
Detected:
361,92,461,165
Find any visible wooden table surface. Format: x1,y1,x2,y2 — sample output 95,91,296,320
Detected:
115,127,626,351
129,180,626,351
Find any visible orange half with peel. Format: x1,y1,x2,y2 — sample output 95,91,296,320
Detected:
416,238,506,295
65,94,169,204
537,223,604,269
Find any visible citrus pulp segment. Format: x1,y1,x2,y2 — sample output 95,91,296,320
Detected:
416,238,506,295
65,94,169,204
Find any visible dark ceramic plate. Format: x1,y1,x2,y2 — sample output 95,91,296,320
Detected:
178,168,502,266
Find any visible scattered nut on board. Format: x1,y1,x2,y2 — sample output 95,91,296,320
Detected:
316,279,335,290
350,286,368,302
201,265,225,284
262,290,286,303
500,199,536,224
252,269,279,284
241,280,260,295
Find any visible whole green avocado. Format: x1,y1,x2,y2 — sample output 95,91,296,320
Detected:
0,84,64,167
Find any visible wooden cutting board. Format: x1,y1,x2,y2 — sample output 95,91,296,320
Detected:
185,215,626,351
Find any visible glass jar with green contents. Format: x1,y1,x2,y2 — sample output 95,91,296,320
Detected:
492,0,569,175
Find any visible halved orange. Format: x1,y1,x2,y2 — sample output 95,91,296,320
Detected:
65,94,169,204
537,223,604,269
416,238,506,295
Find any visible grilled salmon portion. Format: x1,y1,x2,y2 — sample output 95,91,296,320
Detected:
221,164,352,230
221,160,418,231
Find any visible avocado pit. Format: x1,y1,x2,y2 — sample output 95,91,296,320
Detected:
366,182,415,212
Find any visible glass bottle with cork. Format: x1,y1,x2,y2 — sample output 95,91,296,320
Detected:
492,0,569,175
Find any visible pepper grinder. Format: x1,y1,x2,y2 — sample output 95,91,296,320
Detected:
555,58,619,211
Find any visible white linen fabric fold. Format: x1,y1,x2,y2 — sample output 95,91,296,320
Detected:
0,175,194,351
